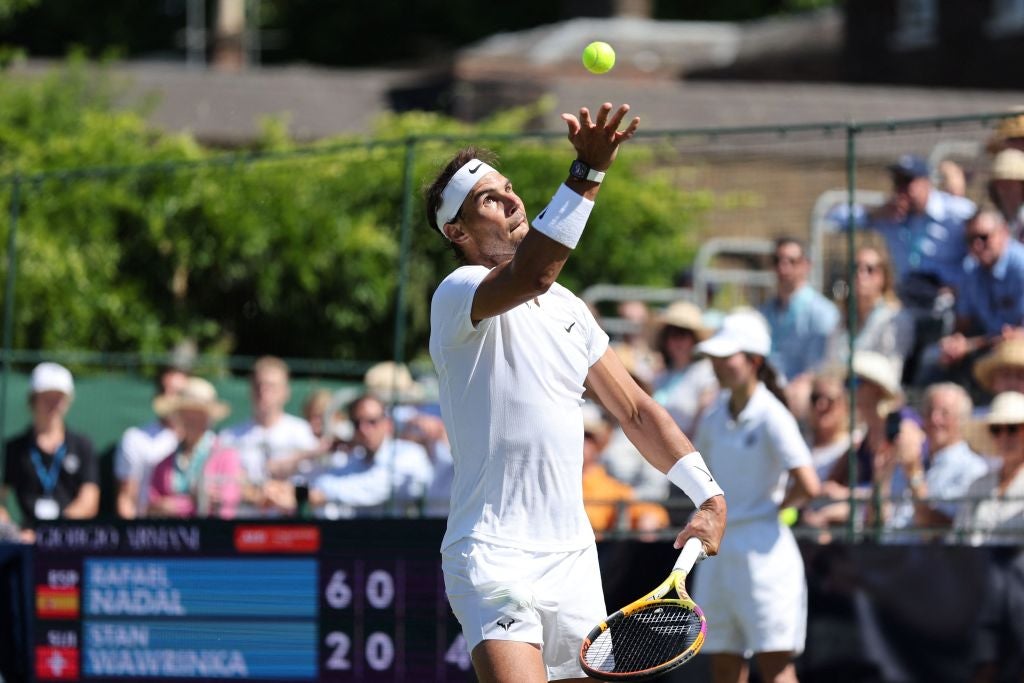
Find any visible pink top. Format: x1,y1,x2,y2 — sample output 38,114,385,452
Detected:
147,434,243,518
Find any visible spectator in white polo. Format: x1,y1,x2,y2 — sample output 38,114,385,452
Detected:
0,363,98,542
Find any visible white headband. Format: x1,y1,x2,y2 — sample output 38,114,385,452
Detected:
435,159,498,237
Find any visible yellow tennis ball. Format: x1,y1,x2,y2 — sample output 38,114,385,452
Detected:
582,41,615,74
779,507,799,527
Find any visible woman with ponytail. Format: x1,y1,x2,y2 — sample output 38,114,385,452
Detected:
690,309,821,683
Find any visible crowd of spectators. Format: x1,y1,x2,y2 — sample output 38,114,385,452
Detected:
2,118,1024,553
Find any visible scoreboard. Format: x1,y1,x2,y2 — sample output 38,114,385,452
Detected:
32,520,474,682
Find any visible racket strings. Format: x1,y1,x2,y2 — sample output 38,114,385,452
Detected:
583,603,703,674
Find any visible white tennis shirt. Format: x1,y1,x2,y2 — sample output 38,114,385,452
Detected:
430,265,609,552
695,383,811,525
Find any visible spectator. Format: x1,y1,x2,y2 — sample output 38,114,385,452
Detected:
219,356,318,515
833,241,914,375
146,378,243,518
611,299,662,386
648,300,717,436
302,388,333,443
114,364,188,519
955,392,1024,545
933,210,1024,382
0,363,98,542
985,111,1024,154
937,159,968,198
810,351,912,532
805,371,854,483
973,338,1024,400
886,383,989,537
580,403,669,537
828,154,975,318
309,394,433,518
759,237,840,419
988,148,1024,241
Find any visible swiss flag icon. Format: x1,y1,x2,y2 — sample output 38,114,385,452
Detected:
35,646,79,680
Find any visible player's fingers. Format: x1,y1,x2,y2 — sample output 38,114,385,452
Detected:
594,102,613,129
578,107,593,128
606,103,630,131
615,117,640,142
561,113,581,138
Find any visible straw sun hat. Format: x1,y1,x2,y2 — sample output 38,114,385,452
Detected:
973,339,1024,393
153,377,231,422
650,301,711,343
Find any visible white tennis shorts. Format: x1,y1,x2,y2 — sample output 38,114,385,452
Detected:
691,518,807,656
441,538,607,681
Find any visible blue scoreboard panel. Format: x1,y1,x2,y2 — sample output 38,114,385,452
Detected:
32,520,474,682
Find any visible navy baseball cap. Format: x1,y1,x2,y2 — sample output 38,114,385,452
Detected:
888,154,930,180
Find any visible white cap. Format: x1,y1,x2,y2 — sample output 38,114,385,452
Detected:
694,308,771,358
30,362,74,396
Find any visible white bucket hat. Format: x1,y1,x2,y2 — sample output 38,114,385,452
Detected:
852,351,902,402
694,308,771,358
985,391,1024,425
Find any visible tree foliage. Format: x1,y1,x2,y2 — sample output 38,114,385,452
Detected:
0,62,704,362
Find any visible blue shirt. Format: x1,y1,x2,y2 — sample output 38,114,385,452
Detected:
758,283,840,380
955,239,1024,337
829,190,976,289
889,440,989,530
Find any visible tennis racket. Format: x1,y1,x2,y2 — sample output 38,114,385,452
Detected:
579,537,707,681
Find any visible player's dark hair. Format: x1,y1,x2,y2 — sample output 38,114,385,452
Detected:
423,146,499,264
750,354,789,411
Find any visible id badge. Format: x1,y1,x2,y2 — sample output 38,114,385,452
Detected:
34,496,60,520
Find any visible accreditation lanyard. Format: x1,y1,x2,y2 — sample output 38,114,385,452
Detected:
30,444,67,495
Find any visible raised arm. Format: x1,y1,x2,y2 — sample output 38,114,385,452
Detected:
586,347,726,555
469,103,640,323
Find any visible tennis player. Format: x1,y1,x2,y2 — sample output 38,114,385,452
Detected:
426,102,728,683
691,309,821,683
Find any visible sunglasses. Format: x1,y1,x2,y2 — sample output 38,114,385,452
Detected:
988,424,1022,437
967,232,992,245
810,392,838,408
855,262,879,275
772,255,803,266
353,416,385,427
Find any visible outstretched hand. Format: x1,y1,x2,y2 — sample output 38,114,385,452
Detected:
561,102,640,171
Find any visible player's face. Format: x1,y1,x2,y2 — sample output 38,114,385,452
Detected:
454,172,528,266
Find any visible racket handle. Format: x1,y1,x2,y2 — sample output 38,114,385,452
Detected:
673,537,706,574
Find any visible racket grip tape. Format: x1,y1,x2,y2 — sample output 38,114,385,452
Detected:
673,537,706,574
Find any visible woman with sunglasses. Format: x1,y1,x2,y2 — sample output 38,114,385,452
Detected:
833,240,914,375
955,391,1024,545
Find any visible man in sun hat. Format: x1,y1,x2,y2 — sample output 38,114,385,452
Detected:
974,338,1024,400
1,362,98,541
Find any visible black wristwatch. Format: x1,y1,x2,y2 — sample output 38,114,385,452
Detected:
569,159,605,184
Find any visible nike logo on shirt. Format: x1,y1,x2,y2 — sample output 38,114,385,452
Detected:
564,322,576,333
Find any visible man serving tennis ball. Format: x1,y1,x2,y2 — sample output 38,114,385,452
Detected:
426,102,728,683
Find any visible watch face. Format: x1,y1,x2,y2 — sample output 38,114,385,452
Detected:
570,160,588,179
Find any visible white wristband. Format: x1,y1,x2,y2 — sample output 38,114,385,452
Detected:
531,183,594,249
667,452,724,508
